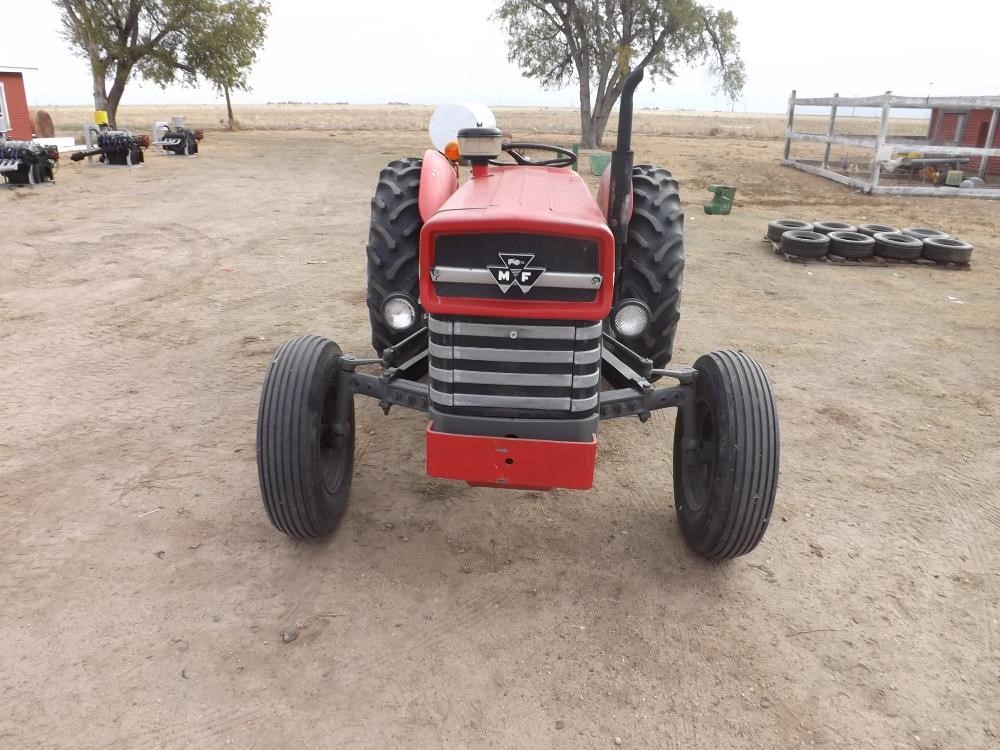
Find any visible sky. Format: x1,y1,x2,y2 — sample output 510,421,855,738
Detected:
5,0,1000,114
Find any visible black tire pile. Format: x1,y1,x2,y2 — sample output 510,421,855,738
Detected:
766,219,974,265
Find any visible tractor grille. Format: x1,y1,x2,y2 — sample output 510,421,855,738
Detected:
432,233,601,302
429,315,602,418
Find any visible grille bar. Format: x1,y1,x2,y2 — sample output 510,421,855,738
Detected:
429,317,602,341
431,266,603,290
429,341,601,364
429,391,600,412
429,365,573,387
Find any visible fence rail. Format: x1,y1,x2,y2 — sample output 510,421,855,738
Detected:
782,89,1000,198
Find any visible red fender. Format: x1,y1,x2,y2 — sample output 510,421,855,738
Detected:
596,166,634,224
419,149,459,221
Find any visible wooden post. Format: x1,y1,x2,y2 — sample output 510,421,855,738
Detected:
979,108,999,179
783,89,796,160
822,92,839,170
870,91,892,189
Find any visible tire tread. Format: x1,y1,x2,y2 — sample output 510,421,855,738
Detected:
366,157,427,377
673,350,779,559
257,335,354,539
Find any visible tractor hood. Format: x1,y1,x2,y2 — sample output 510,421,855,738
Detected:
419,164,616,321
428,164,611,236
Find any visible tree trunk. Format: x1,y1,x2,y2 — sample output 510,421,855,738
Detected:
105,66,132,129
90,58,109,118
580,117,601,149
224,85,235,130
593,108,614,149
578,74,598,148
583,97,616,149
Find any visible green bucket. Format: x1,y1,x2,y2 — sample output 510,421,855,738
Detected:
704,184,736,215
588,152,612,176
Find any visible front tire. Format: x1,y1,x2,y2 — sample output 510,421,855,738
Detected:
257,335,355,538
673,350,779,559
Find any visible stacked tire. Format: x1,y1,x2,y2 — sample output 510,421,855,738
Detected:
766,218,974,266
812,221,857,235
780,230,828,258
921,237,974,264
872,232,923,260
857,223,898,237
827,231,875,259
767,219,812,242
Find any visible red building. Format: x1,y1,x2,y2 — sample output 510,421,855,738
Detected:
0,66,35,140
928,107,1000,176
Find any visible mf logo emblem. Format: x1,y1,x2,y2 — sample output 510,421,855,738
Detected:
487,253,546,294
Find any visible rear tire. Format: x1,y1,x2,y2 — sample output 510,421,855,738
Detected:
257,335,355,538
673,350,780,559
603,164,684,387
366,157,427,379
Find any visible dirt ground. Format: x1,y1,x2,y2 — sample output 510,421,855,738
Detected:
2,116,999,749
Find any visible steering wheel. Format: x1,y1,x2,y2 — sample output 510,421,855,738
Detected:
490,142,577,168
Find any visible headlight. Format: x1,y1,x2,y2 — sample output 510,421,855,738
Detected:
612,299,651,338
382,295,417,331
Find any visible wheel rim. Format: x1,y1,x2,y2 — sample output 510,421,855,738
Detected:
683,397,716,513
319,383,349,494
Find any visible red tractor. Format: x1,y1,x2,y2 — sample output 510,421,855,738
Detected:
256,68,779,559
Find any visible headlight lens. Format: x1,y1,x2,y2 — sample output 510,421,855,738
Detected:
382,295,417,331
613,299,651,338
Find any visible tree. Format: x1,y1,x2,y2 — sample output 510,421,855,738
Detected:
55,0,270,128
184,1,269,129
495,0,746,148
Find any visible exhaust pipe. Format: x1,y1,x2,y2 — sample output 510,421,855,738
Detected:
607,66,645,296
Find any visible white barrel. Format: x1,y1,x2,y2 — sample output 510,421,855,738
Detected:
428,103,496,152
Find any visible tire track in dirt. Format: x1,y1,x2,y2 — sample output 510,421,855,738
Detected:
910,461,1000,655
98,707,260,749
324,578,516,693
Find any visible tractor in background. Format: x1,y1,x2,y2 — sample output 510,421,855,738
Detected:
256,66,780,560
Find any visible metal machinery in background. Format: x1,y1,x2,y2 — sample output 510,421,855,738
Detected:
152,116,204,156
71,112,149,166
0,134,58,186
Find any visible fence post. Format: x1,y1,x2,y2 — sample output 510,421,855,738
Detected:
783,90,796,160
822,92,839,170
870,91,892,190
979,108,999,179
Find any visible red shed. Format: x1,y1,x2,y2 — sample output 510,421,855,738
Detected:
928,106,1000,176
0,66,35,140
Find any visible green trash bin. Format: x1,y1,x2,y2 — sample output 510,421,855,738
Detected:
704,184,736,215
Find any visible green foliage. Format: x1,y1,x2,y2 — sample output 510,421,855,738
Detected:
494,0,746,146
55,0,270,121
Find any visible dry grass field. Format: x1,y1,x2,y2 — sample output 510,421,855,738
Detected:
2,106,998,749
43,102,930,141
